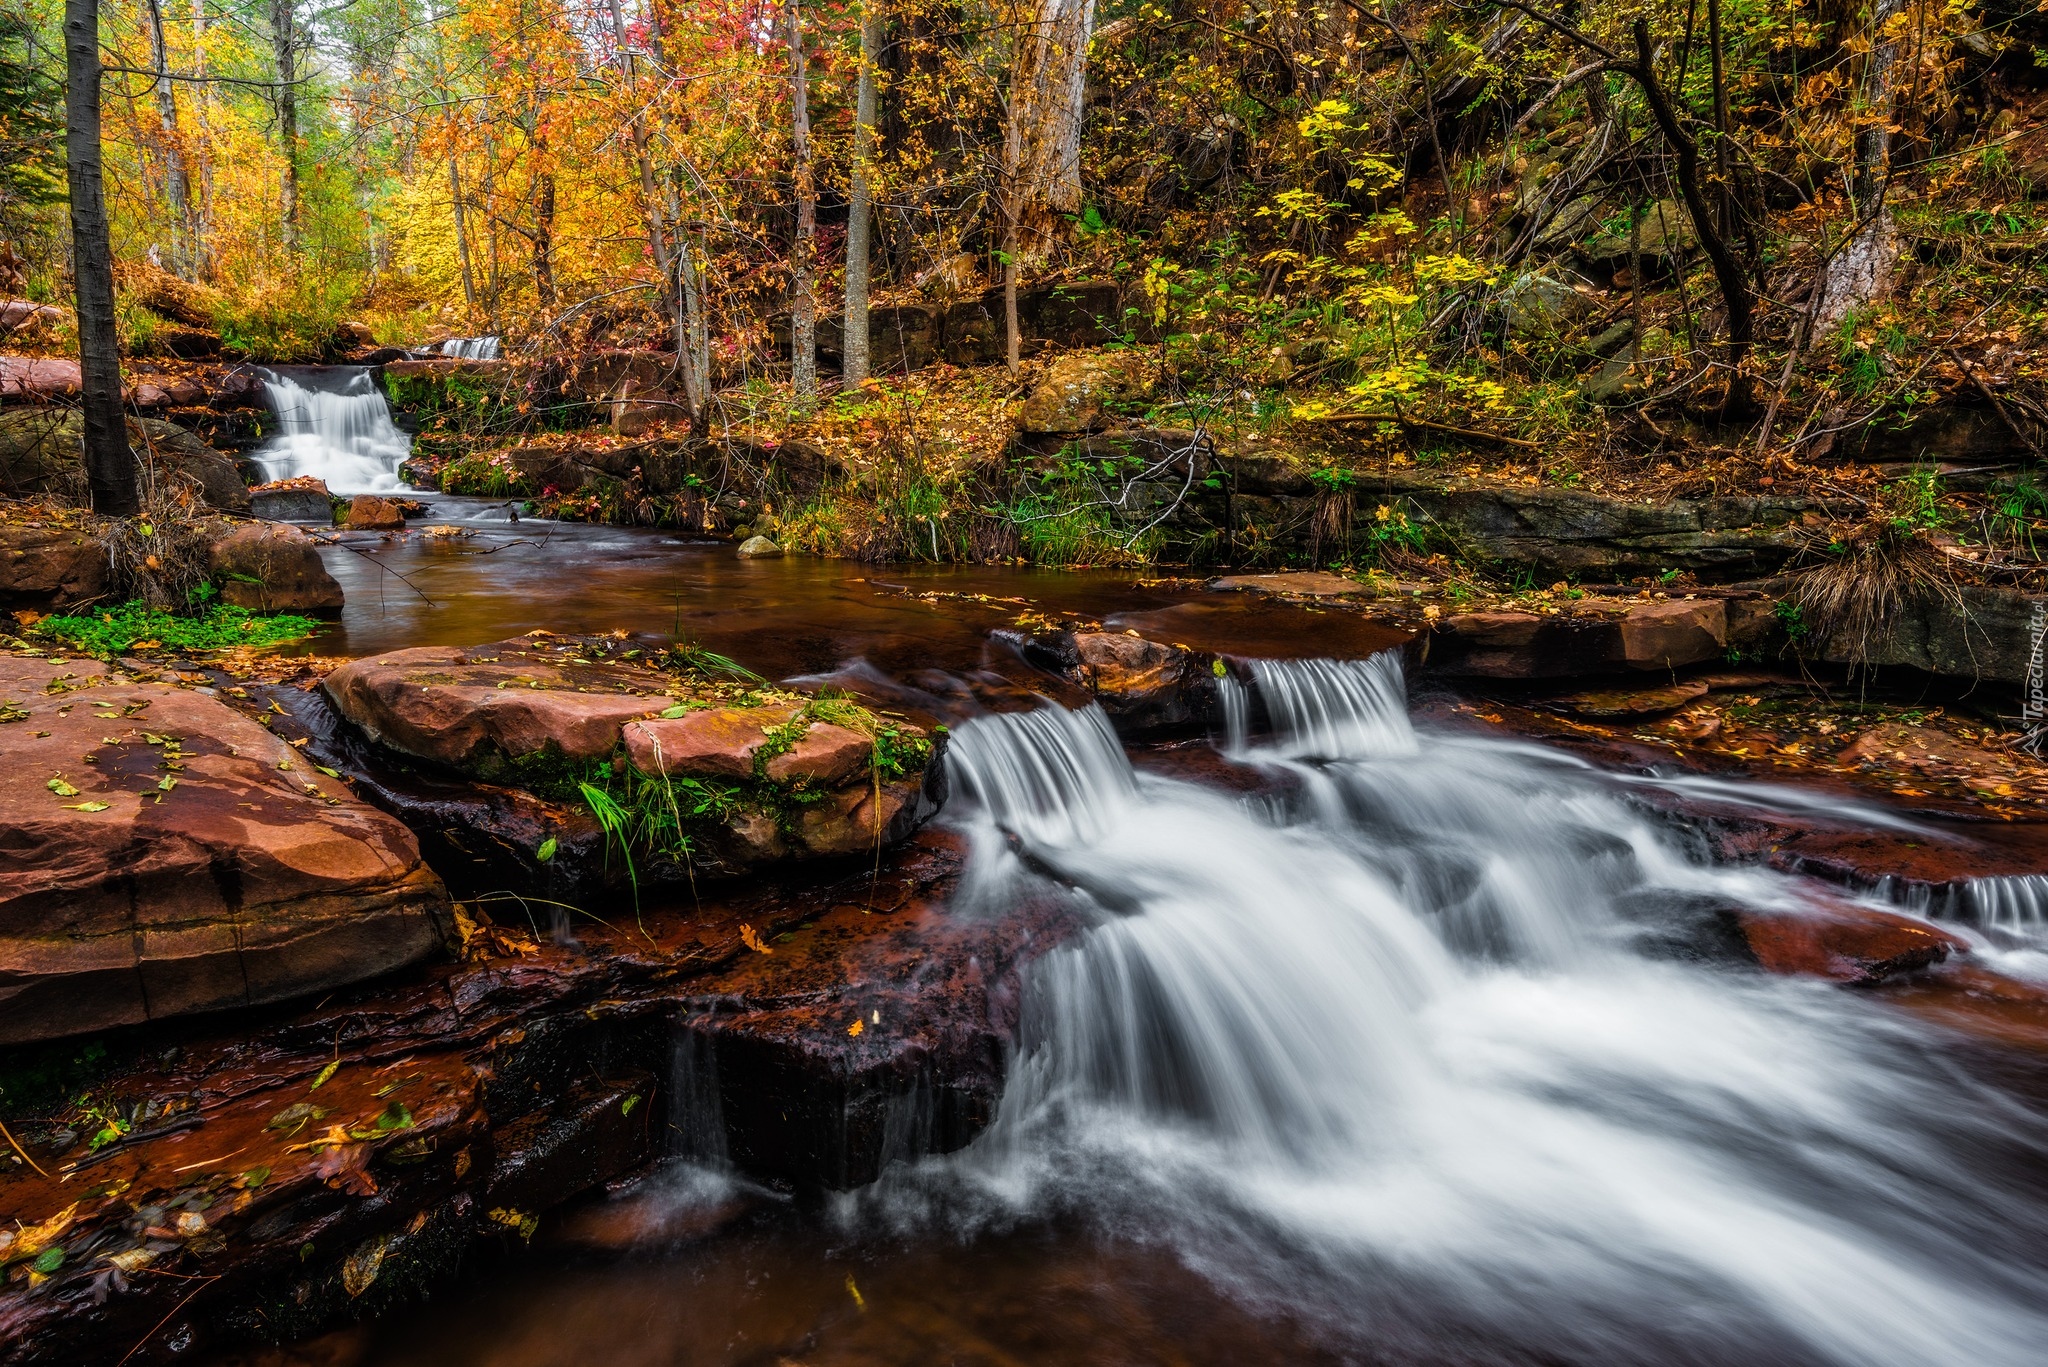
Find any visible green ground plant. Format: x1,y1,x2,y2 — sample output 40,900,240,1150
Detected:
32,603,320,656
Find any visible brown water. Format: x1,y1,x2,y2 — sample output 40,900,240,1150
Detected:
308,499,1406,701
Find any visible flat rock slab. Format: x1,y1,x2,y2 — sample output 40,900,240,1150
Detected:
324,635,683,770
1207,571,1367,597
0,654,450,1044
1552,680,1711,718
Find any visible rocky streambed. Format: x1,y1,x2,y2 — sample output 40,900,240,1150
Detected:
4,539,2048,1365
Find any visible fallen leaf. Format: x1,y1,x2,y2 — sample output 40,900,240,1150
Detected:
63,802,111,812
45,778,78,797
341,1235,387,1297
739,923,773,954
309,1060,340,1091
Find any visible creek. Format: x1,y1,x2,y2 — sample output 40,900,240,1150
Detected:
251,513,2048,1364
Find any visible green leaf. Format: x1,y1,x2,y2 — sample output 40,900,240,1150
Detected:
1212,658,1228,678
46,778,78,796
535,836,558,862
658,703,692,718
309,1060,340,1091
620,1093,641,1117
374,1101,413,1132
31,1248,63,1275
64,802,111,812
241,1165,271,1189
156,776,177,792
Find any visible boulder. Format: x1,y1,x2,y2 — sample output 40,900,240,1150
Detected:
1023,629,1218,732
0,524,110,609
1580,198,1696,271
0,655,451,1045
624,705,804,781
1018,349,1155,433
1619,597,1726,669
0,356,80,401
324,640,680,772
345,493,407,530
0,408,251,513
327,637,943,879
208,521,344,611
250,477,335,523
1500,273,1598,340
0,301,62,337
736,535,783,558
1810,584,2047,683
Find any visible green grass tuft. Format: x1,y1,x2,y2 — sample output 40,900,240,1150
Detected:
32,602,321,656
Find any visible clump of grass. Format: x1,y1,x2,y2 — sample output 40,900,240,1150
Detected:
1791,522,1959,664
33,601,320,656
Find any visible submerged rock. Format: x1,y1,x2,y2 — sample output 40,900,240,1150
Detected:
0,655,451,1044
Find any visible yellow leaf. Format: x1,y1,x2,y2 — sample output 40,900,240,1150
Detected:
738,923,773,954
847,1019,863,1037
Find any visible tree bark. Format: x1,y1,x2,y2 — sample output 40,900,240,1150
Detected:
64,0,137,516
1814,0,1908,336
449,152,477,324
144,0,189,278
843,0,883,386
788,0,816,404
269,0,298,250
1002,0,1095,269
188,0,211,276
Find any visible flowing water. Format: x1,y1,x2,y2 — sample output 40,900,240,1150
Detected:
254,366,413,492
439,335,501,360
290,649,2048,1367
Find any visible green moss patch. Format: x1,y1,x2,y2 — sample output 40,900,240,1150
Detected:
32,602,321,656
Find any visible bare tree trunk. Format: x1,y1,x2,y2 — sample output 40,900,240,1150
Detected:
844,0,882,386
269,0,298,250
530,153,556,308
1003,0,1094,269
1814,0,1908,336
788,0,816,404
449,152,477,324
189,0,211,276
64,0,137,516
605,0,705,424
144,0,189,278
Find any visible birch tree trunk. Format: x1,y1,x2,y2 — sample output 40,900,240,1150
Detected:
269,0,298,250
64,0,138,516
189,0,212,276
144,0,189,277
1814,0,1908,336
843,0,882,386
788,0,817,404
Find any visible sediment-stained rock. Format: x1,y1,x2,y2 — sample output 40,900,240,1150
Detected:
0,655,451,1044
207,521,344,611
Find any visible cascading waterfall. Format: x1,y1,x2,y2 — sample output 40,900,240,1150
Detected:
868,650,2048,1367
441,335,501,360
255,367,412,492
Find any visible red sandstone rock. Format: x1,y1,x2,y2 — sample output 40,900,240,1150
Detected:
1617,597,1726,670
1738,898,1967,984
0,525,109,608
765,721,873,785
0,655,450,1044
345,493,406,530
208,521,343,611
0,357,80,400
624,704,803,779
324,640,679,769
1206,571,1367,597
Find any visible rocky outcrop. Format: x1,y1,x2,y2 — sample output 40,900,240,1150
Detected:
1021,629,1220,732
0,525,109,609
1424,596,1732,678
1810,583,2045,683
207,522,344,611
0,655,451,1045
1018,349,1155,433
342,494,406,530
322,635,942,880
0,408,251,514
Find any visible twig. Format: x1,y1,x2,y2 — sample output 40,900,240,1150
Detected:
115,1274,221,1367
0,1118,50,1179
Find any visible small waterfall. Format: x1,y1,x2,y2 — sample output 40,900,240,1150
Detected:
255,367,412,493
441,335,501,360
667,1025,729,1166
1215,671,1250,754
1881,872,2048,950
884,652,2048,1367
1247,653,1416,759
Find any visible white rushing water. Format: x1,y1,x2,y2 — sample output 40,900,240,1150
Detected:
871,652,2048,1367
254,368,412,493
441,335,501,360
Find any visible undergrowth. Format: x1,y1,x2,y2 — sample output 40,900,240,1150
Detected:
31,602,320,656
